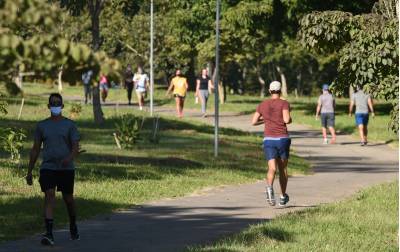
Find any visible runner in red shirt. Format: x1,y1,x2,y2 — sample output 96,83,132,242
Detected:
252,81,292,206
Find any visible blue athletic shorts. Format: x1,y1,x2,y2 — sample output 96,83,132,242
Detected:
355,113,369,126
263,137,291,161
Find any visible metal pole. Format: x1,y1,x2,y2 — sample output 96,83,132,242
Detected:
214,0,221,157
150,0,154,116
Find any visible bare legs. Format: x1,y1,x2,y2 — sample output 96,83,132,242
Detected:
175,97,185,118
136,92,145,110
321,127,336,144
267,158,288,196
358,124,368,143
44,189,56,219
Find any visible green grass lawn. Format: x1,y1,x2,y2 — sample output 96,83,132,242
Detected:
188,181,399,252
0,90,309,242
21,83,398,145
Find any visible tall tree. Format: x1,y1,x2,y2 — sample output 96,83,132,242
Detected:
299,0,399,132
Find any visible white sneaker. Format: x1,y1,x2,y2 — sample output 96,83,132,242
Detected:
323,138,328,144
139,106,143,111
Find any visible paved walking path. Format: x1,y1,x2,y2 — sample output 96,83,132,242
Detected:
1,107,398,252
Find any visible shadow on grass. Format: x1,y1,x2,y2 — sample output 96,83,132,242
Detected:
0,195,124,243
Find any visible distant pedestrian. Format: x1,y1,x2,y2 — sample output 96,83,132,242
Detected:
252,81,292,207
166,69,189,118
133,67,149,111
26,93,80,246
349,86,375,146
99,74,109,103
124,65,134,105
81,70,93,104
196,68,214,117
315,84,336,144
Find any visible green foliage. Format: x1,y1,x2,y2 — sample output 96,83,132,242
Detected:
0,0,122,88
0,128,26,162
114,114,145,148
298,0,399,132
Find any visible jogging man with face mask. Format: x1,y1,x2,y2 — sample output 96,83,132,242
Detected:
26,93,80,246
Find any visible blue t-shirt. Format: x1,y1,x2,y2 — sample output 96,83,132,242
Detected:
34,118,80,170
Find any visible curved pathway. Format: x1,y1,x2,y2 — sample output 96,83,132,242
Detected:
1,108,397,252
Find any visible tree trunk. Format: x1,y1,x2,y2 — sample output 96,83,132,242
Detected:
88,0,105,124
57,69,63,93
296,72,302,95
92,84,104,124
218,81,225,104
256,61,265,98
276,66,287,97
239,67,246,94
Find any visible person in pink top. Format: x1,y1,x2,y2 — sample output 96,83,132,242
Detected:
99,74,109,102
252,81,292,207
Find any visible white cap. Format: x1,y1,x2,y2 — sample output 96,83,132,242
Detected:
269,81,281,91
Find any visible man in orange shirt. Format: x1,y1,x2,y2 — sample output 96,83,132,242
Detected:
166,69,189,118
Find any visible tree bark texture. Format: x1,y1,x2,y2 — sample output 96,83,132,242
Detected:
88,0,105,124
276,66,287,97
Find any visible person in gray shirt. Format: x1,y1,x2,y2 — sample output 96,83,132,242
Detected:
26,93,80,245
349,86,375,146
316,84,336,144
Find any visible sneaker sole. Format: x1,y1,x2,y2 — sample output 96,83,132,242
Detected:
41,237,54,246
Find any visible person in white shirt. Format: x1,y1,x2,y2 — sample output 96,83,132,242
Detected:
133,67,149,111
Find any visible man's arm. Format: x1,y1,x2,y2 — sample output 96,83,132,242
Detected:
315,98,322,119
61,142,79,167
26,140,41,185
349,100,354,116
283,109,292,124
367,97,375,117
252,112,264,126
196,79,200,96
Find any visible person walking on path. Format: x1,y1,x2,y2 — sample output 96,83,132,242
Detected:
315,84,336,144
166,69,189,118
81,70,93,104
252,81,292,207
99,74,109,103
133,66,149,111
196,68,214,117
349,86,375,146
26,93,80,246
124,65,134,105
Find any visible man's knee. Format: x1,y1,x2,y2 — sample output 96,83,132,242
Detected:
62,194,74,204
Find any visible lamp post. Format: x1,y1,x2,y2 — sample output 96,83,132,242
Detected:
150,0,154,116
214,0,221,157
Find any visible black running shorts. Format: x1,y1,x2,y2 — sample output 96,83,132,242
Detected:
39,169,75,194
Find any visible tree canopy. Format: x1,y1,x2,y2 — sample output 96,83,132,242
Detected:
299,0,399,131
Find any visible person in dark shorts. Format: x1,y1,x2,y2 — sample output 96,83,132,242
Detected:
196,68,214,117
124,65,134,105
315,84,336,144
349,86,375,146
26,93,80,246
252,81,292,207
166,69,189,118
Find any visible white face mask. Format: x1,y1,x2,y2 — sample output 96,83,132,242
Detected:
50,106,62,116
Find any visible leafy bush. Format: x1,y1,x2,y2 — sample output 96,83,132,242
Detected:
0,128,26,162
114,114,145,149
69,103,82,119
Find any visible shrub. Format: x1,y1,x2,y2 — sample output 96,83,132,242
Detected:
0,128,26,163
114,114,145,148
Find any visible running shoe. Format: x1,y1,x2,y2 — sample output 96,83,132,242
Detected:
279,194,290,206
70,225,80,241
41,233,54,246
323,138,328,144
265,186,276,206
361,141,367,146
